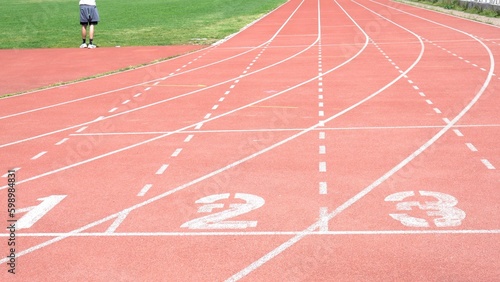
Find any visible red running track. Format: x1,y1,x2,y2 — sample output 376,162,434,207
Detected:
0,0,499,280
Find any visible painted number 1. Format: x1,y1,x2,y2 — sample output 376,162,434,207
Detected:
385,191,466,228
181,193,265,229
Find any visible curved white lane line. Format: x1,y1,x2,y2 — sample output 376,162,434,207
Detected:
225,0,495,280
0,0,304,120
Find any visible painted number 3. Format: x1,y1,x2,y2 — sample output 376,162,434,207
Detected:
385,191,466,228
181,193,265,229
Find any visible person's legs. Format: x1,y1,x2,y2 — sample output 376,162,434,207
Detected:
80,24,88,48
89,24,94,43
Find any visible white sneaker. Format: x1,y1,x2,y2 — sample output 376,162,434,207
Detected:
79,43,87,48
87,44,97,49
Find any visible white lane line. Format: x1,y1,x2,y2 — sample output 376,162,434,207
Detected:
145,87,152,91
122,100,130,105
219,97,225,102
133,93,142,98
212,105,219,110
481,159,495,170
2,168,20,177
319,207,329,232
137,184,153,197
443,118,451,124
5,229,500,237
75,126,88,133
319,145,326,154
453,129,464,137
94,116,105,121
319,182,327,195
319,132,325,139
465,143,478,152
319,162,326,172
433,108,442,114
153,81,160,86
155,164,169,175
319,111,324,117
31,151,47,160
204,113,212,119
105,211,130,233
55,138,69,145
225,91,231,95
418,92,425,97
195,123,203,130
171,148,183,157
184,135,194,142
109,107,118,113
413,85,419,90
425,99,433,105
319,102,324,107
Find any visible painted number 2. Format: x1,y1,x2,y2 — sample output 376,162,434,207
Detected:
181,193,264,229
385,191,466,228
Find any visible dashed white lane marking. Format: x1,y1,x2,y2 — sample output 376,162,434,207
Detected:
137,184,153,197
153,82,160,86
184,135,194,142
212,105,219,110
466,143,478,152
433,108,442,114
171,148,182,157
109,107,118,113
122,100,130,105
319,162,326,172
94,116,105,121
2,168,20,177
443,118,451,124
481,159,496,170
155,164,169,175
55,138,69,145
31,151,47,160
194,123,203,130
319,110,324,117
318,207,329,232
219,97,225,102
319,145,326,154
145,87,152,91
133,93,142,98
105,210,130,233
319,182,327,195
425,99,433,105
204,113,212,119
453,129,464,137
75,126,88,133
319,132,325,139
418,92,425,97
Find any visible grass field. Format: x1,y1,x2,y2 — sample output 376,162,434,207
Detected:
0,0,286,49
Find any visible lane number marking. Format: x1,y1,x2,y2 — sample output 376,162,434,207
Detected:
385,191,466,228
181,193,264,230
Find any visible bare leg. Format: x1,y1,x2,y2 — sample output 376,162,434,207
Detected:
89,24,95,41
81,24,87,41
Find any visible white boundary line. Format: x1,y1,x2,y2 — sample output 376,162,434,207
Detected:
67,123,500,136
0,229,498,237
225,0,495,279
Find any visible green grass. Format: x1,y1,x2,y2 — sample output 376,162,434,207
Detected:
0,0,286,49
406,0,500,18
